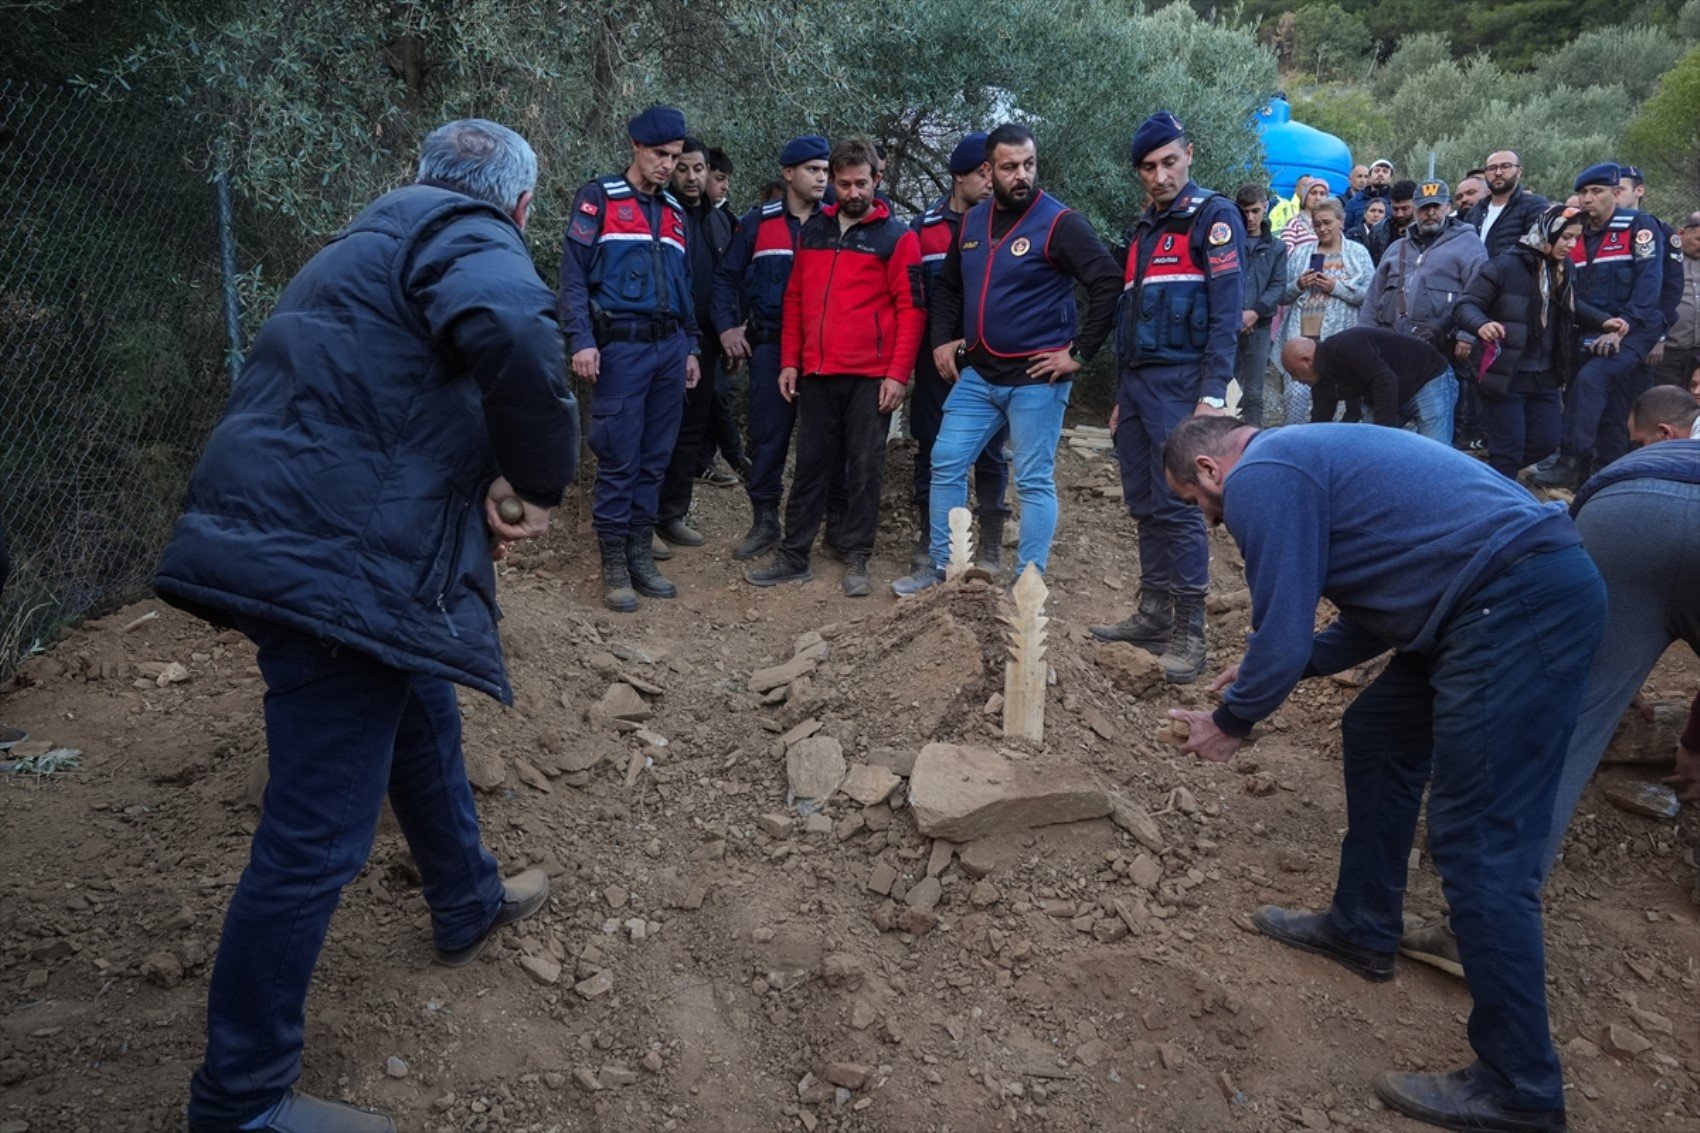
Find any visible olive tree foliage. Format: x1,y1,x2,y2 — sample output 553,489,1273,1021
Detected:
1533,26,1686,104
110,0,1275,250
1625,46,1700,213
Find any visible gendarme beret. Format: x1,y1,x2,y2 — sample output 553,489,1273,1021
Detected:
948,132,989,175
1130,111,1186,165
779,135,831,167
1574,162,1621,191
628,106,686,146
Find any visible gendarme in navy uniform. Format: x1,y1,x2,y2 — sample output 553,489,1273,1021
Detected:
1090,111,1245,684
559,106,703,612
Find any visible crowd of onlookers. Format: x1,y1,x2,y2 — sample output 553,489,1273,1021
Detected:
1230,153,1700,493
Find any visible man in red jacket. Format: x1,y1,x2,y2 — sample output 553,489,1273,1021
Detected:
744,136,923,596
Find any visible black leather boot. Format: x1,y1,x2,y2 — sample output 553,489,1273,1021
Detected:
1089,588,1172,651
1161,592,1208,684
656,517,705,547
843,553,871,597
734,504,781,561
1375,1068,1566,1133
599,536,637,613
975,514,1006,576
625,525,676,599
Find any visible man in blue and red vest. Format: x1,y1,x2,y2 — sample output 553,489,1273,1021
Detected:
712,135,833,561
1531,162,1667,490
559,106,702,612
891,122,1122,596
1090,111,1245,686
906,132,1011,574
743,137,924,597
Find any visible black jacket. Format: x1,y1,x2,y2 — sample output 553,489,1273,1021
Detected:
1243,220,1288,326
1451,243,1612,397
1363,216,1410,266
1462,184,1550,261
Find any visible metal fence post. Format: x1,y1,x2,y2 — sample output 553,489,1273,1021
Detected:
215,135,242,384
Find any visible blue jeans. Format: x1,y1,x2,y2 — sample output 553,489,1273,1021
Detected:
589,335,690,538
1544,479,1700,875
928,367,1069,575
1324,547,1604,1111
1232,326,1272,426
188,616,503,1127
1402,369,1457,444
1114,361,1209,596
910,352,1009,518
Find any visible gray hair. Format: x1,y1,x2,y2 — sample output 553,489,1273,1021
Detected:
417,119,537,212
1309,196,1345,222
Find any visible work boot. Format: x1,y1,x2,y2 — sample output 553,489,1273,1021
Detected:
976,514,1006,577
734,504,781,561
909,524,932,572
1251,905,1396,982
1529,452,1582,490
1161,593,1208,684
1398,916,1464,979
433,869,550,967
744,553,813,587
1089,588,1173,650
190,1089,397,1133
696,460,739,489
1374,1068,1566,1133
656,517,705,548
891,565,944,597
599,536,637,613
0,725,27,750
625,526,676,599
650,535,672,561
843,553,872,598
820,507,847,561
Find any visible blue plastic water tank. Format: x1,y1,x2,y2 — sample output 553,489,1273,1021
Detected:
1255,96,1353,199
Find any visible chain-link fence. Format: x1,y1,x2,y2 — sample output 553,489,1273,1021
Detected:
1,82,234,673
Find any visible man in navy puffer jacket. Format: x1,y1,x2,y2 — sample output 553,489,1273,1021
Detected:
155,120,578,1133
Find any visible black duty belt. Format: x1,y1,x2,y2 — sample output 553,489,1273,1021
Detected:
601,318,681,343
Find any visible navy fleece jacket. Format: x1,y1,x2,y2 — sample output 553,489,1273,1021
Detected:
1212,425,1578,737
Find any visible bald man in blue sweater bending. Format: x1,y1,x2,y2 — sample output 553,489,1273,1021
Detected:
1162,417,1604,1133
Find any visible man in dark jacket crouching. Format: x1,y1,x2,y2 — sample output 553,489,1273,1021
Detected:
155,120,579,1133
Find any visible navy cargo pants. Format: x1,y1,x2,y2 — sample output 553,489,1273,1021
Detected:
589,334,690,539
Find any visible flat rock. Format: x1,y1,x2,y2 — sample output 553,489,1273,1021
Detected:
780,718,822,748
1602,780,1680,819
574,970,613,1000
926,840,956,877
572,1067,603,1092
969,880,1000,907
756,813,794,838
867,862,898,896
1093,643,1164,696
520,954,561,985
750,653,819,693
464,748,507,792
589,682,650,725
866,746,918,777
600,1064,639,1087
897,906,938,935
840,762,901,806
905,876,943,910
1128,854,1163,889
787,736,847,801
140,950,183,989
823,1061,871,1089
1109,797,1165,852
908,743,1111,842
1600,1023,1652,1058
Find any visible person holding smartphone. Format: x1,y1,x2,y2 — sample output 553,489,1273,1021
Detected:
1274,196,1373,425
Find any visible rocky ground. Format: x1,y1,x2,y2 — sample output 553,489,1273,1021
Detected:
1,433,1696,1133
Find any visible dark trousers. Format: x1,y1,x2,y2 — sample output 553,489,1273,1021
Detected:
1454,371,1485,444
779,375,889,566
188,616,503,1127
589,335,690,538
1651,343,1700,388
745,341,795,508
1324,547,1605,1112
658,345,720,525
697,357,747,473
910,355,1009,518
1480,374,1563,478
1560,348,1651,467
1232,326,1271,426
1115,361,1210,597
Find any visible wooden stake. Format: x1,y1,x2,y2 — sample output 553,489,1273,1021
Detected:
1002,563,1049,742
945,507,974,581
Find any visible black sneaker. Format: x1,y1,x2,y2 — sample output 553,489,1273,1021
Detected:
433,869,549,967
696,462,739,489
744,555,813,587
1375,1068,1566,1133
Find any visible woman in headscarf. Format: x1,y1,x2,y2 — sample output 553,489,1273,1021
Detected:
1451,204,1627,478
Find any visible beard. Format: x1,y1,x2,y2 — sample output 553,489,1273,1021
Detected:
992,180,1032,210
840,195,871,218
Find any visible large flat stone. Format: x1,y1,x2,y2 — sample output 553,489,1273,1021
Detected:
907,743,1111,841
787,735,846,801
750,653,819,693
589,682,650,726
840,763,901,806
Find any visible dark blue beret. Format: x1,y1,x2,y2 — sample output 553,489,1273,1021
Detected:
627,106,686,146
1130,111,1186,165
948,132,989,175
779,135,831,167
1574,162,1620,191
